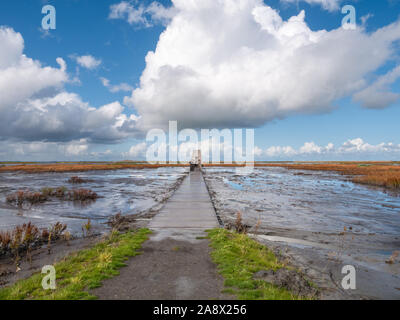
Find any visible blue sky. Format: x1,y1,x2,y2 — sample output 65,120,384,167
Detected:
0,0,399,161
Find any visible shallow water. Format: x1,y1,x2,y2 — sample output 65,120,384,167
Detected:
0,167,187,234
204,167,400,298
205,167,400,235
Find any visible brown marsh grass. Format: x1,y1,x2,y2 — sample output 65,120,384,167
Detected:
254,162,400,190
0,222,67,267
68,176,87,184
204,161,400,189
6,188,98,207
1,161,398,189
0,163,187,173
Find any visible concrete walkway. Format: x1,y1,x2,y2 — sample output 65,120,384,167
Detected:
92,170,229,300
149,170,220,230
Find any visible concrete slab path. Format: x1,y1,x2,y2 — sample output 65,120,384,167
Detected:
149,170,219,230
92,170,230,300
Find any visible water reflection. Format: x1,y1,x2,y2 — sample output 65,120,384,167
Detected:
205,167,400,235
0,167,187,234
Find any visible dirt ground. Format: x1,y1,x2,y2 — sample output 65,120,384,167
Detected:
92,229,233,300
0,236,99,288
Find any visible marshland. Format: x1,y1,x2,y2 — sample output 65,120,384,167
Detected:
0,161,399,299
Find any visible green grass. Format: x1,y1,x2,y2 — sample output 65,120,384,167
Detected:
0,229,151,300
207,229,307,300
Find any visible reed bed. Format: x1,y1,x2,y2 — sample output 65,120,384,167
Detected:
0,163,187,173
254,162,400,190
0,222,67,258
68,176,87,184
6,188,98,207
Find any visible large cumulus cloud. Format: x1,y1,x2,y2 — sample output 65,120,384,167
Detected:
0,27,139,144
123,0,400,130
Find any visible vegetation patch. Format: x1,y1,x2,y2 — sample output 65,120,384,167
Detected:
0,222,67,261
67,176,87,184
207,229,314,300
254,162,400,190
0,228,151,300
6,188,98,207
0,163,187,173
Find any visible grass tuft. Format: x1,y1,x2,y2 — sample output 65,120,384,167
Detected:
207,228,308,300
0,228,151,300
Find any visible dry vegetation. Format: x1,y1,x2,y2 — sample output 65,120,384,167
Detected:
0,222,67,267
0,163,187,173
204,162,400,189
1,161,399,189
6,188,98,207
68,176,87,184
255,162,400,189
0,229,151,300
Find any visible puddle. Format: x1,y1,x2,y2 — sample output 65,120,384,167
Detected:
0,167,187,235
223,178,243,191
251,234,333,250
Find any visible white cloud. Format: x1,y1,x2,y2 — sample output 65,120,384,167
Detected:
280,0,342,11
124,142,148,158
73,55,102,70
109,1,149,26
109,1,176,27
0,27,140,145
0,27,67,111
0,140,84,160
353,66,400,109
361,14,374,26
119,138,400,162
100,77,133,93
299,141,334,154
262,138,400,160
265,146,297,157
146,1,177,24
253,146,264,157
338,138,400,154
65,139,89,156
123,0,400,130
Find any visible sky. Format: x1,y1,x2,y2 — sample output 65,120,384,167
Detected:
0,0,399,161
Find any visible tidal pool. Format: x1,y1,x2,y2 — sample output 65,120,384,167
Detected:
204,167,400,235
0,167,188,235
204,167,400,299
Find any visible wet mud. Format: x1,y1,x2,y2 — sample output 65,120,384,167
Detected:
0,167,188,235
0,236,99,288
204,167,400,300
0,168,188,288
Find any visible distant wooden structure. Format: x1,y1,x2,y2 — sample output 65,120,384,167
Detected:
190,150,202,171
